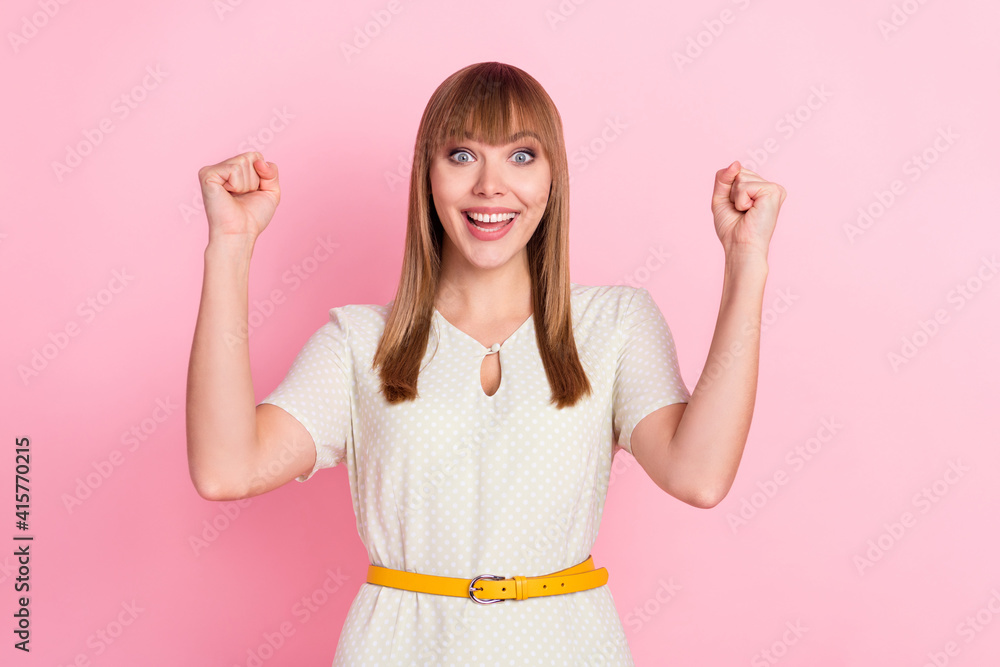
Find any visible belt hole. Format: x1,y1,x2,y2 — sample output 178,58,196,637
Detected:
501,587,506,591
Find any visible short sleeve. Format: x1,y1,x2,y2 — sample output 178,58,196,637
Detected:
612,287,690,456
258,308,354,482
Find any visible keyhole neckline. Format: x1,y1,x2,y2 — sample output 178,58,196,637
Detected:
431,307,534,356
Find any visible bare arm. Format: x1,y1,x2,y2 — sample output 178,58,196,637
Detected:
631,161,785,509
185,152,317,501
631,251,768,508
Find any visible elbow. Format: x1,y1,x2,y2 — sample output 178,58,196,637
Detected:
662,481,725,509
687,484,730,510
655,470,729,509
192,478,225,502
691,491,724,510
190,471,239,502
187,438,248,501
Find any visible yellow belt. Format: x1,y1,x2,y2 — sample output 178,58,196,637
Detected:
366,555,608,604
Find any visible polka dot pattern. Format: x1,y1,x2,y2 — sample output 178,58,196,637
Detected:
259,283,689,665
613,285,692,456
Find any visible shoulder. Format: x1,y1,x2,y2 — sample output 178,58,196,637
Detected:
327,301,391,327
570,281,644,321
567,282,648,351
320,301,392,347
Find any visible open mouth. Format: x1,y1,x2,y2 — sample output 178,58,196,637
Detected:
464,211,518,232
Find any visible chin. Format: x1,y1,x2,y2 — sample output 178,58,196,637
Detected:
464,249,517,269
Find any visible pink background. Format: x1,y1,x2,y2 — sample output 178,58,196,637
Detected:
4,0,999,665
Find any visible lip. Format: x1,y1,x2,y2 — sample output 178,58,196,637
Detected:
462,206,519,214
464,211,517,242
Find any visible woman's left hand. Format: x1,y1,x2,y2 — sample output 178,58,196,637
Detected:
711,161,786,262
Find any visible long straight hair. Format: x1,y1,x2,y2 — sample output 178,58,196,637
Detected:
372,62,591,408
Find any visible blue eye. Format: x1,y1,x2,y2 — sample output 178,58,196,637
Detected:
447,148,536,164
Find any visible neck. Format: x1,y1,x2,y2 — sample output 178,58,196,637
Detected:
436,248,533,322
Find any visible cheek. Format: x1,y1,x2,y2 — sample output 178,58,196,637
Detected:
429,177,451,218
513,178,550,208
430,168,462,203
528,169,552,208
533,185,551,210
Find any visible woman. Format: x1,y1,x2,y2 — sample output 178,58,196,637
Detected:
186,61,785,665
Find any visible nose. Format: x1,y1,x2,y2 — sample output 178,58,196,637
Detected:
473,155,506,197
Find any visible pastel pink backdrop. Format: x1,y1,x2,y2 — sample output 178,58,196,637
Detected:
3,0,999,665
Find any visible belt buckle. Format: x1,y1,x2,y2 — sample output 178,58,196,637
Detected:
468,574,506,604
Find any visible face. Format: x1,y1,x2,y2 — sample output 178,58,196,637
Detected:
429,129,552,275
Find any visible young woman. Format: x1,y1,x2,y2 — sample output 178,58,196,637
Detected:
187,61,785,665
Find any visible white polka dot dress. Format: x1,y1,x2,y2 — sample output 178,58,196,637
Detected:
259,283,691,665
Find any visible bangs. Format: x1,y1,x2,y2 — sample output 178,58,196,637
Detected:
429,65,552,156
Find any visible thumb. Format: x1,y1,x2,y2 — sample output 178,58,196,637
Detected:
254,156,280,197
711,160,740,209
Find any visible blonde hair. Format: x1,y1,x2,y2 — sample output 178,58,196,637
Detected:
373,61,591,408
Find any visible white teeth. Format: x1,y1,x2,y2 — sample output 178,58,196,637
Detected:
467,211,516,223
470,219,511,232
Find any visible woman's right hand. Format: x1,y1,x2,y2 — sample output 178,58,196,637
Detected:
198,152,281,242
